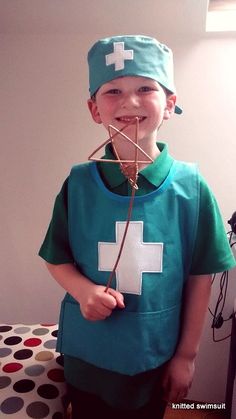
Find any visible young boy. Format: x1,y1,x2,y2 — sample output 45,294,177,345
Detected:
39,35,236,419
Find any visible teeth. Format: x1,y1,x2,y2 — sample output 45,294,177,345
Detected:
117,116,145,122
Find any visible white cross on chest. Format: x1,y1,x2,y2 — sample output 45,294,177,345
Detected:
105,42,134,71
98,221,163,295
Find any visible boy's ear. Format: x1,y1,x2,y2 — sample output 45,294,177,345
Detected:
87,99,102,124
163,94,177,120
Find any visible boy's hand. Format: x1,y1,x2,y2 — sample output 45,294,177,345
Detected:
45,262,125,321
79,283,125,321
161,274,212,402
161,354,195,402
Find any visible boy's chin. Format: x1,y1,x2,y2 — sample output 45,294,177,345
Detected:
107,124,138,142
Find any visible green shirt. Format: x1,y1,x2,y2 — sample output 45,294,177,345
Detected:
39,142,235,409
39,143,235,274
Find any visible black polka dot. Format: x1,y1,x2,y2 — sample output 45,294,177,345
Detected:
52,413,64,419
14,349,33,360
4,336,22,345
0,325,13,333
56,354,64,367
37,383,59,399
13,379,35,393
51,329,58,337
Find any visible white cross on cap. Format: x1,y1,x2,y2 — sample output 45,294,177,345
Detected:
98,221,163,295
105,42,134,71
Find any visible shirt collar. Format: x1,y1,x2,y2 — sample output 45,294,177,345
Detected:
98,142,174,190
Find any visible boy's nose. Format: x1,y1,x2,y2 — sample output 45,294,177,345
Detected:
121,93,140,108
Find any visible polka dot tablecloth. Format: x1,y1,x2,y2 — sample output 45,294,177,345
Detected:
0,324,68,418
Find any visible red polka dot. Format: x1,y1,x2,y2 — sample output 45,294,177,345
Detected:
47,368,65,382
3,362,23,373
23,338,42,347
41,323,56,327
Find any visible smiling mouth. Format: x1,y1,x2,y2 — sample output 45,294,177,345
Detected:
115,116,146,123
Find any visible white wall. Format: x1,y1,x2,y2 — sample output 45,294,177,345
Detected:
164,36,236,403
1,32,236,403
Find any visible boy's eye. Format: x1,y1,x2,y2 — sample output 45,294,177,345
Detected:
105,89,121,95
139,86,155,92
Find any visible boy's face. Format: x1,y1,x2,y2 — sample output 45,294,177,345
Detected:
88,76,176,147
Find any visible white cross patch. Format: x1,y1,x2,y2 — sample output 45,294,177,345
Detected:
98,221,163,295
105,42,134,71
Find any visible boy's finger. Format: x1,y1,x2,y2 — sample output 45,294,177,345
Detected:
107,289,125,308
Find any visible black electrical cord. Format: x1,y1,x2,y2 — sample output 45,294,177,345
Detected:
208,232,236,342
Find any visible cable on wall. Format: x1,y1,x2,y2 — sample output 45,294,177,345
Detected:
209,212,236,342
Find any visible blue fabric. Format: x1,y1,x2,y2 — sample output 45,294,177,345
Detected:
56,160,199,375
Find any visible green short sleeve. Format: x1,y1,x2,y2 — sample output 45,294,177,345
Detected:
38,178,74,264
190,175,235,275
